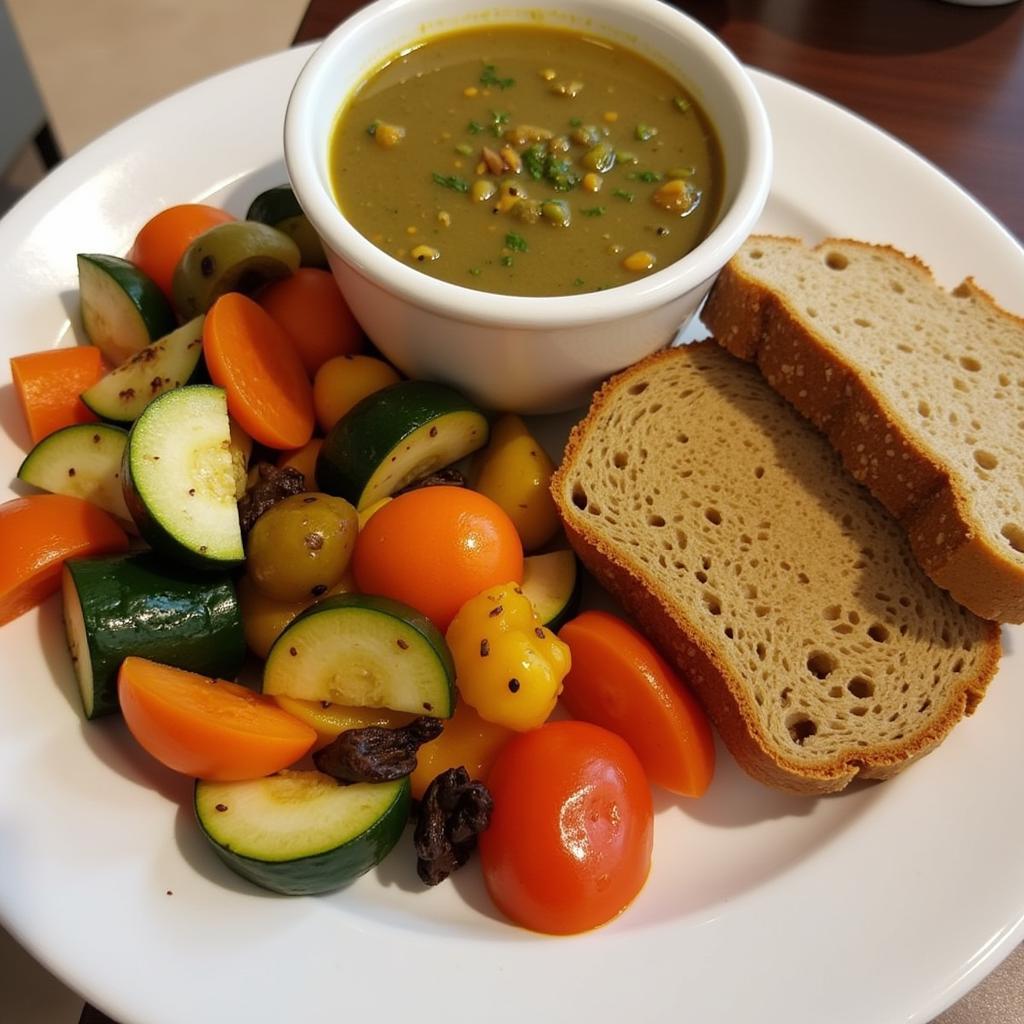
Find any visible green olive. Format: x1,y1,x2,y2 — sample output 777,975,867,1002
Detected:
247,492,358,602
274,215,328,268
172,221,300,319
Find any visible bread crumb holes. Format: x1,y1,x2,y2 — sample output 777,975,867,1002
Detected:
959,355,981,372
974,450,997,470
1001,523,1024,554
571,483,588,510
786,713,817,745
847,677,874,698
825,251,849,270
806,651,836,679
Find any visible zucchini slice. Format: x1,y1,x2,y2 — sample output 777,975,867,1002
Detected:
316,380,489,509
521,550,582,632
122,384,244,569
263,593,455,717
62,554,244,719
17,423,131,523
195,771,410,895
80,316,205,422
172,221,300,319
78,254,176,364
246,185,327,268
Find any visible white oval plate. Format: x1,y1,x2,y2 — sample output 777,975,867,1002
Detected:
0,44,1022,1024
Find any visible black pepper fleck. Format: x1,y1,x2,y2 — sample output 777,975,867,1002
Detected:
200,255,215,276
215,803,228,812
508,678,520,693
489,605,503,617
535,627,545,638
480,638,490,657
289,647,298,657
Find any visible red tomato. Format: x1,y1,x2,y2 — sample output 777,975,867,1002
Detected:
479,720,653,934
352,486,523,629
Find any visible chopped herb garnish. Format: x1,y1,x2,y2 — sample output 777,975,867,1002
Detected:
635,123,658,142
469,268,482,276
573,277,585,286
616,150,638,165
630,170,664,183
581,206,606,217
454,142,473,156
523,143,546,180
613,188,635,202
480,64,516,90
501,254,514,267
545,155,580,192
432,172,470,193
467,120,485,135
489,110,510,137
366,121,380,137
673,96,691,113
505,232,528,253
569,117,582,127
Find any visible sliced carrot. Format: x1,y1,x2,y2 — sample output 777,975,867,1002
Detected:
10,347,105,443
258,268,364,377
203,292,315,450
129,204,235,299
118,656,317,781
0,494,129,626
558,611,715,797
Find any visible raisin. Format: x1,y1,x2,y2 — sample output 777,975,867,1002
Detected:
236,463,306,534
414,767,493,886
313,716,443,783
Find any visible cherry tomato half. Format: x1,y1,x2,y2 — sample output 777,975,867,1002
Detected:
479,720,653,934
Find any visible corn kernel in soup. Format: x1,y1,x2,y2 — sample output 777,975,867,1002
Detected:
330,26,724,297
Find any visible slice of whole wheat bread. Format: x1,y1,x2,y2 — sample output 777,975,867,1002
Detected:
551,343,1000,795
702,235,1024,623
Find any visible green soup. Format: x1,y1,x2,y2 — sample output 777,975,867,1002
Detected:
329,25,724,297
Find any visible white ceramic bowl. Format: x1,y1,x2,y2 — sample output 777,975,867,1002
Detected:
285,0,772,413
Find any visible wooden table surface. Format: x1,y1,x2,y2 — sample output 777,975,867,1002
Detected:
295,0,1024,241
80,2,1024,1022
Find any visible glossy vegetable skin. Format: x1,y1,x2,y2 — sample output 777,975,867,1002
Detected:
480,720,653,934
10,346,105,443
473,414,560,551
62,554,244,719
559,611,715,797
273,696,415,751
117,656,316,780
129,203,235,299
352,486,523,629
203,293,314,450
258,269,363,376
275,438,323,491
445,582,570,731
0,494,129,626
246,185,327,267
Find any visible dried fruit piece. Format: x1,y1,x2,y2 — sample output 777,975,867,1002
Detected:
313,716,444,783
237,463,306,534
414,766,494,885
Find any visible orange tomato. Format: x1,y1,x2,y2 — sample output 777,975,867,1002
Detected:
480,721,653,934
559,611,715,797
129,204,235,298
117,657,316,780
258,268,364,376
352,486,523,629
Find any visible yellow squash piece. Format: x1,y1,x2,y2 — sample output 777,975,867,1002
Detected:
272,695,415,750
446,582,571,731
473,414,560,551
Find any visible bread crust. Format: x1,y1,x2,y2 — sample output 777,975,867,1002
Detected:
702,236,1024,623
551,345,1001,796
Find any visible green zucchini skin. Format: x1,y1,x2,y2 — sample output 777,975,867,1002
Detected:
263,593,455,717
63,553,244,719
80,316,206,423
122,385,244,570
78,254,176,364
521,550,582,633
246,185,327,268
194,773,410,895
316,380,489,509
17,422,131,523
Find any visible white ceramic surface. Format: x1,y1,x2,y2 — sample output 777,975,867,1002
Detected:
1,45,1023,1024
284,0,772,412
